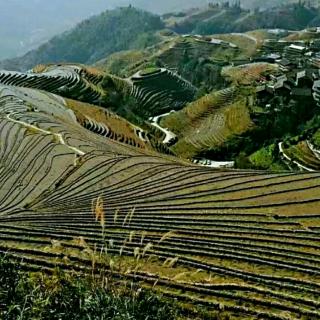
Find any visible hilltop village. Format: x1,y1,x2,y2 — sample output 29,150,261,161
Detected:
255,29,320,104
160,28,320,171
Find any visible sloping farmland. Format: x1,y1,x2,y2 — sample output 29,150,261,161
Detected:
0,85,319,319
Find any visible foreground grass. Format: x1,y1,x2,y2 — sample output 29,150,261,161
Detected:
0,256,181,320
0,255,240,320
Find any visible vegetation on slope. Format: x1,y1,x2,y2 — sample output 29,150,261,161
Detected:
313,129,320,148
164,2,320,35
0,256,182,320
97,50,148,76
248,144,285,171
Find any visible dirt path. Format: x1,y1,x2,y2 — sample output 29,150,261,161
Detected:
7,113,85,156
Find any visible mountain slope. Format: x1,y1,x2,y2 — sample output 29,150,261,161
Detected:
0,0,128,60
167,2,320,35
2,3,320,72
0,7,164,72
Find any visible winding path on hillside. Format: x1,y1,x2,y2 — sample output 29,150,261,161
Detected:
7,113,86,156
202,9,226,23
307,141,320,160
231,33,258,44
149,111,177,145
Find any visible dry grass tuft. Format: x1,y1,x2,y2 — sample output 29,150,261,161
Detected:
123,208,135,226
158,231,176,244
92,196,105,231
163,257,179,268
140,231,147,245
142,243,153,257
114,208,120,224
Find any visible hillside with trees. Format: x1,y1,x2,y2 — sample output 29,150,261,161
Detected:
0,7,164,71
167,1,320,34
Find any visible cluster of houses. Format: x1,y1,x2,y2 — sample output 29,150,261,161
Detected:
182,34,239,51
255,29,320,107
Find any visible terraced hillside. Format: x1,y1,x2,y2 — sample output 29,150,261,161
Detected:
222,63,279,86
97,33,260,90
0,64,196,121
280,140,320,172
123,35,241,73
0,64,105,105
161,87,254,158
0,83,319,319
66,99,156,151
129,68,197,116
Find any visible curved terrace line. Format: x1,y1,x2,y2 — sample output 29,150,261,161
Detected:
278,142,315,172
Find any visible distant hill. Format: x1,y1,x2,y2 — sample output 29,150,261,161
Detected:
0,1,313,61
0,0,284,60
0,0,128,60
0,7,164,71
131,0,304,12
1,2,319,71
167,2,320,34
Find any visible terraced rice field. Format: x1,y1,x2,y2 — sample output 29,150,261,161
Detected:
104,34,247,79
129,68,197,116
155,36,238,69
65,98,152,150
213,33,259,58
0,82,319,319
161,87,253,158
0,63,196,121
281,141,320,171
0,64,105,104
222,63,278,86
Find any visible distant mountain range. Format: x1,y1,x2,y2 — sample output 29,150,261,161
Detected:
0,0,211,60
0,0,123,60
1,2,319,71
1,7,166,71
0,0,304,60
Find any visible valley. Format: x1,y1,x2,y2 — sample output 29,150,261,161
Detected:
0,2,320,319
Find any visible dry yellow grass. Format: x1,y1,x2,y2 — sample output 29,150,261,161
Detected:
32,64,48,73
93,196,105,230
